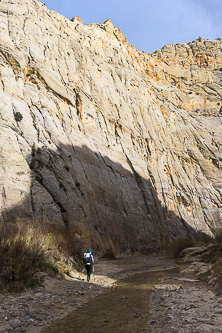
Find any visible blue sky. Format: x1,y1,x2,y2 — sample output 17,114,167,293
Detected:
42,0,222,53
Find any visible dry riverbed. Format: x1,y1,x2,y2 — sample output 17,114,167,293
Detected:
0,253,222,333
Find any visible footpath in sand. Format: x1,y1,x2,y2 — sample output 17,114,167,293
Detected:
0,254,222,332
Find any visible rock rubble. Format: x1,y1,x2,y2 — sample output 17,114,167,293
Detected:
0,254,221,332
148,278,222,332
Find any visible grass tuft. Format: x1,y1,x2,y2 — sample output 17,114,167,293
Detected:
0,222,84,292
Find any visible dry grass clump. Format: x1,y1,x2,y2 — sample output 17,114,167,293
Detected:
0,231,44,290
0,222,84,292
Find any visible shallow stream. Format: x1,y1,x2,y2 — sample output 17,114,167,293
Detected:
42,268,179,333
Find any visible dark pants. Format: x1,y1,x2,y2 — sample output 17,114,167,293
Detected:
85,264,93,280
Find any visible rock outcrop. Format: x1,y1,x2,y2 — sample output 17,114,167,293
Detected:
0,0,221,253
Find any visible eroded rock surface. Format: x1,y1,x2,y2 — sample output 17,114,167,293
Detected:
0,0,222,252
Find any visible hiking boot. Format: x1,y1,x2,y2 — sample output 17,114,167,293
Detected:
87,276,90,281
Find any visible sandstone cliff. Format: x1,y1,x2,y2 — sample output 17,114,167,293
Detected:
0,0,221,253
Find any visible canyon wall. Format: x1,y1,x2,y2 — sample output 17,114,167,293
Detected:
0,0,222,252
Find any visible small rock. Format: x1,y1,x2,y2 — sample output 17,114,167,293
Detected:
22,304,29,308
36,318,42,321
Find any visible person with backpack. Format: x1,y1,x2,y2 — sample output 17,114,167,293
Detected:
83,249,94,281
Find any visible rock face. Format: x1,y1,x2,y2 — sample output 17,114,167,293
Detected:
0,0,221,253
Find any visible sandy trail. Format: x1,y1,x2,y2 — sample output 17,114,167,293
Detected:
0,254,221,332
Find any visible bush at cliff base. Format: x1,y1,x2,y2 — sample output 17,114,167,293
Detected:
0,223,81,291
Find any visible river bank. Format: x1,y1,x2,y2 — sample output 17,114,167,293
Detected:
0,253,221,332
148,270,222,332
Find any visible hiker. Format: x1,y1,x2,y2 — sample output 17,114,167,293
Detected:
83,249,94,281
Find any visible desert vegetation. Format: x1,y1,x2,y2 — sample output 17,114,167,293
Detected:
13,111,23,122
1,220,222,293
0,221,84,292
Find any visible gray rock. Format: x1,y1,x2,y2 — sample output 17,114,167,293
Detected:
0,0,221,253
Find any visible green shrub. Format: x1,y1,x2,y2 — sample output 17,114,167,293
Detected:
13,111,23,122
74,257,85,272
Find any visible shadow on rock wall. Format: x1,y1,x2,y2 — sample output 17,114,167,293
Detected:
2,143,202,254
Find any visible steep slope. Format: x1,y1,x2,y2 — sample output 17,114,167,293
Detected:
0,0,221,253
